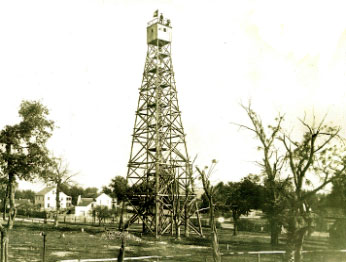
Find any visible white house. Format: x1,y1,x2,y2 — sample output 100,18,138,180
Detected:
35,186,72,210
95,193,115,209
75,197,95,216
75,193,116,217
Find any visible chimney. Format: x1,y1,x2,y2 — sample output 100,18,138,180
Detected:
77,195,82,205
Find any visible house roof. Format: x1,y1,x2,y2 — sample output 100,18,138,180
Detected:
35,186,70,197
95,193,112,199
76,198,94,207
36,186,55,196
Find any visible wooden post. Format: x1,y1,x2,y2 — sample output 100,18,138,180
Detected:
41,232,46,262
257,253,261,262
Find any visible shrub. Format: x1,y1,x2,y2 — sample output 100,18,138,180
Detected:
237,219,269,232
329,219,346,248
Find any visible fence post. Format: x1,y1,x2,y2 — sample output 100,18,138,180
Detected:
257,253,261,262
41,232,46,262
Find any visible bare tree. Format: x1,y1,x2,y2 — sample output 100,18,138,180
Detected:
280,116,346,262
196,160,221,262
46,158,77,227
237,103,286,246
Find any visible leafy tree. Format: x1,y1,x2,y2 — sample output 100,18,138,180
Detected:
0,101,54,262
103,176,127,203
60,185,84,205
0,100,54,230
226,175,263,236
93,206,113,226
59,184,99,205
196,160,221,262
83,187,98,198
238,103,286,246
325,175,346,213
14,189,35,202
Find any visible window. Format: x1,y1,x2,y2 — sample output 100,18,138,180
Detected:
47,197,50,200
47,203,50,208
163,28,167,32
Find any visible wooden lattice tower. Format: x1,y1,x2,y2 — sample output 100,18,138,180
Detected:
123,12,202,238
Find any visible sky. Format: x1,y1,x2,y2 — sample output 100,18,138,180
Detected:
1,0,346,191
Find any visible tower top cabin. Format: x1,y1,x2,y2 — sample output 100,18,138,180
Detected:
147,11,172,46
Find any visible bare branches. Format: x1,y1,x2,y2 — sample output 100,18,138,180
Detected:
46,157,78,186
237,103,286,183
281,115,343,196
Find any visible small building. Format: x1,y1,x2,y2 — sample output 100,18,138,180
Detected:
74,193,116,217
35,186,72,210
75,197,95,216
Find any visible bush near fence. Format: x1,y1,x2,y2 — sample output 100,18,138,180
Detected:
329,218,346,248
190,218,221,229
17,208,48,219
237,218,269,233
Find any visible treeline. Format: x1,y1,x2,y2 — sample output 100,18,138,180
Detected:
203,173,346,236
58,185,99,205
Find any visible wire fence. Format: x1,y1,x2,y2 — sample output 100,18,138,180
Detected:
220,250,346,262
8,244,346,262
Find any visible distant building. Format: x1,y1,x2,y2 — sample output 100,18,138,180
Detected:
35,186,72,210
95,193,115,209
74,193,116,217
75,197,95,216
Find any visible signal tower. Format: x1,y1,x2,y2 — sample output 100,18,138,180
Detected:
123,12,202,238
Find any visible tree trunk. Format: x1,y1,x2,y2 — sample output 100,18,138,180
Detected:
0,226,8,262
270,218,280,246
210,201,221,262
284,215,307,262
119,201,125,230
294,244,303,262
55,183,61,227
175,219,181,240
117,237,126,262
195,202,204,237
7,173,16,230
2,185,8,221
293,229,306,262
185,206,190,237
232,211,238,236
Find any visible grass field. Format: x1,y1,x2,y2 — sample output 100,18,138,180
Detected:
5,220,344,262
